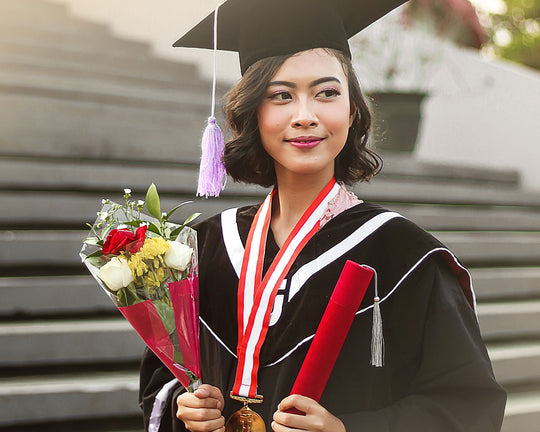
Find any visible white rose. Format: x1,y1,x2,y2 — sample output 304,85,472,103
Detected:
98,257,134,291
164,241,193,271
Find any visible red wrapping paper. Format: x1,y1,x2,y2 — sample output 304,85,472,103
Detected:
289,260,374,408
118,275,200,390
169,277,201,378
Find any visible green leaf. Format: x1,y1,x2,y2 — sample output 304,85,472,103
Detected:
174,350,184,365
122,220,141,228
166,201,193,220
145,183,161,220
83,236,101,246
85,256,104,268
169,226,183,240
84,249,104,260
170,212,201,240
184,212,201,226
118,283,143,307
147,222,161,236
154,300,175,335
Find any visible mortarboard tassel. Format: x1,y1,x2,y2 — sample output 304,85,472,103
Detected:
197,116,226,197
370,269,384,367
196,4,226,198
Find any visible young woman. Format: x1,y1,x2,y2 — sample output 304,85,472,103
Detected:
140,1,506,431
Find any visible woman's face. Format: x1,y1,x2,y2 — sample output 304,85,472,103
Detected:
257,48,354,182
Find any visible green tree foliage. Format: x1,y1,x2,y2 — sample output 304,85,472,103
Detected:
484,0,540,70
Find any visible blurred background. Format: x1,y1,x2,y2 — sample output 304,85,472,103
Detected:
0,0,539,431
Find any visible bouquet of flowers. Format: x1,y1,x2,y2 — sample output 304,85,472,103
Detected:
80,184,201,392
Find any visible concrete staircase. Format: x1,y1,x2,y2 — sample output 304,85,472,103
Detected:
1,1,540,431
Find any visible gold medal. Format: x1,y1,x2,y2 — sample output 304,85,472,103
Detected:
225,392,266,432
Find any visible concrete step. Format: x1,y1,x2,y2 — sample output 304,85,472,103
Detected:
0,371,140,426
3,189,540,234
353,177,540,207
0,0,104,33
431,231,540,267
0,267,537,315
0,276,114,316
1,268,534,318
1,230,540,269
472,267,540,301
489,341,540,387
380,154,520,188
383,203,540,231
0,40,200,84
0,59,210,104
0,319,145,366
0,190,248,230
0,22,152,58
1,155,538,205
0,20,152,57
502,390,540,432
479,300,540,341
0,92,207,162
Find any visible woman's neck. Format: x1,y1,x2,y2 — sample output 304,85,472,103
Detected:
270,171,334,248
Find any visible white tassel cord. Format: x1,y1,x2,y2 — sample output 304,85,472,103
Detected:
196,3,226,198
365,266,384,367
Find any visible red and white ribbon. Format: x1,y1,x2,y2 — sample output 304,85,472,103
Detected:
233,178,340,398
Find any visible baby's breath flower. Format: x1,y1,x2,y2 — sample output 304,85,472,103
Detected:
124,188,131,194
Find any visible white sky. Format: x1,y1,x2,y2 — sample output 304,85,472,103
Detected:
469,0,507,14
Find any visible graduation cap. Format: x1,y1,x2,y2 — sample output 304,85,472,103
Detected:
174,0,407,197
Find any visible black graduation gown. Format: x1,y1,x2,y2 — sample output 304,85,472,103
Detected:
140,202,506,431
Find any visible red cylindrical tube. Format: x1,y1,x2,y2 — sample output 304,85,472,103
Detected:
289,260,374,404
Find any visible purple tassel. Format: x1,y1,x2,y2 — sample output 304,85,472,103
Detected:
197,116,226,198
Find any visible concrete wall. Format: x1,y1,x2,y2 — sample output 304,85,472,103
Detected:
416,45,540,190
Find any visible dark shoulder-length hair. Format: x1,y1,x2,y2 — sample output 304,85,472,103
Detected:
223,48,381,187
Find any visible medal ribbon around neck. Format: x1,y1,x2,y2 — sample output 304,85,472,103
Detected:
233,177,340,398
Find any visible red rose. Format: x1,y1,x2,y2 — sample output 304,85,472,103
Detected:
126,225,147,254
102,228,136,255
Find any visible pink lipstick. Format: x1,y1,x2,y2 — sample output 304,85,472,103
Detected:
286,136,324,149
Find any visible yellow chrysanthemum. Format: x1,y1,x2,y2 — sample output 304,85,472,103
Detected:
139,238,169,259
128,254,148,277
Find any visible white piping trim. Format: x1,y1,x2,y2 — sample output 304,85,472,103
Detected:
200,316,237,358
356,247,476,317
264,247,475,367
148,378,179,432
288,212,403,301
265,333,315,367
221,208,243,277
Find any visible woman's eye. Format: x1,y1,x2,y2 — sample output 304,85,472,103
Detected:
317,89,340,98
269,91,292,101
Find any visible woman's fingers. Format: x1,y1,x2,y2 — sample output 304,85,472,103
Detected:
273,395,345,432
194,384,225,408
182,415,225,432
176,385,226,432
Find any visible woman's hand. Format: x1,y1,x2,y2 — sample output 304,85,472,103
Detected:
176,384,225,432
272,395,346,432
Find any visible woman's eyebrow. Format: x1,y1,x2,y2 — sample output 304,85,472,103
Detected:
267,76,341,88
310,76,341,87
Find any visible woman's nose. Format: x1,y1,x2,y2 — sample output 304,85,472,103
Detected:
291,99,318,128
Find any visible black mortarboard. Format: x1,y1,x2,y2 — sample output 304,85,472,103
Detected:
174,0,408,74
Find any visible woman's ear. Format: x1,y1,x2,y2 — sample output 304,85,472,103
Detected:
349,106,357,128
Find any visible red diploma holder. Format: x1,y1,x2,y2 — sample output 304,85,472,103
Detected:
287,260,374,414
